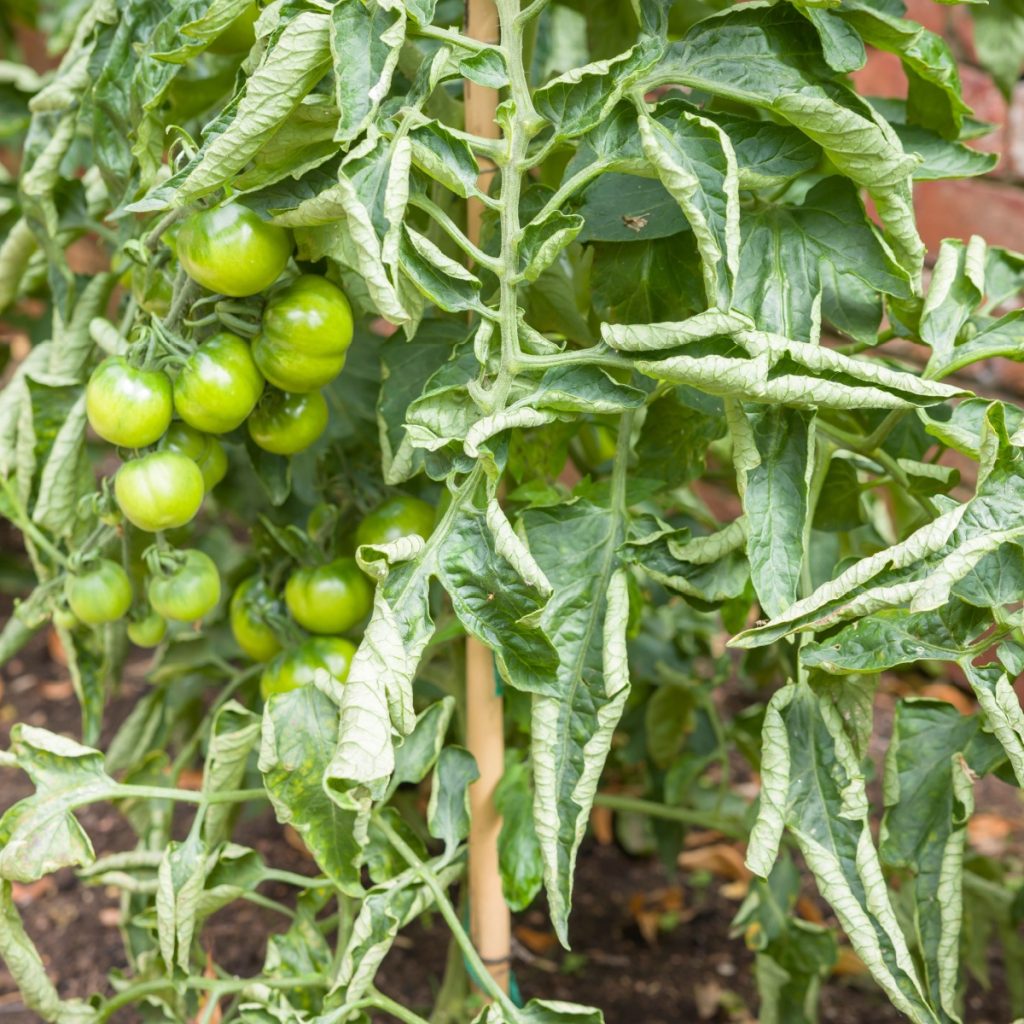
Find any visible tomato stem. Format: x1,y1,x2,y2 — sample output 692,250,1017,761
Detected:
591,792,746,838
376,815,523,1022
0,477,69,571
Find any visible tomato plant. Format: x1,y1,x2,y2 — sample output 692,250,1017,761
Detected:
2,2,1024,1024
177,201,292,297
146,547,222,622
230,574,285,662
247,388,329,454
252,274,355,392
126,608,168,647
284,556,373,634
172,330,265,434
85,356,173,448
356,493,436,548
259,635,357,699
159,421,229,490
114,451,205,531
64,559,132,625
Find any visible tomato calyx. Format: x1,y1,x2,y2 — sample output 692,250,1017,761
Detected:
229,574,291,661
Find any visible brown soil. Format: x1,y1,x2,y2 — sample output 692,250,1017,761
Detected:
0,630,1019,1024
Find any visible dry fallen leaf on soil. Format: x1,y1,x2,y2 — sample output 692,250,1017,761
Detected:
192,949,221,1024
695,978,722,1019
590,803,614,846
832,945,869,977
177,768,204,791
628,886,693,945
514,925,559,956
920,682,974,714
678,843,752,882
719,879,750,901
47,629,67,667
684,829,726,849
41,680,74,701
12,877,55,906
968,812,1014,856
796,895,826,925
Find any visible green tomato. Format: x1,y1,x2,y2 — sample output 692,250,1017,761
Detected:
52,606,79,631
159,422,228,491
252,275,353,392
207,3,258,54
355,495,435,549
577,423,618,468
114,451,205,532
284,557,372,634
147,549,221,622
177,203,291,298
247,389,328,455
229,575,283,662
127,610,167,647
64,559,132,625
260,636,356,699
173,332,264,434
86,356,173,448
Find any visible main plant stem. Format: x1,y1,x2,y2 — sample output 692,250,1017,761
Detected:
462,0,545,1000
464,0,511,1000
379,818,522,1021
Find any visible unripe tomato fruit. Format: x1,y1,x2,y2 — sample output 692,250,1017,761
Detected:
85,357,173,448
260,636,356,700
207,3,258,54
577,423,618,468
252,275,353,392
148,549,221,622
356,495,435,548
177,203,291,298
173,332,264,434
64,559,132,625
127,610,167,647
247,389,328,454
159,422,228,491
114,451,205,532
285,557,372,634
52,606,79,631
229,575,283,661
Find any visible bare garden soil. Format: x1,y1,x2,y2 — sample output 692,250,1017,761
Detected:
0,628,1018,1024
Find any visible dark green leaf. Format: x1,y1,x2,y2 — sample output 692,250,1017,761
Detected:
427,746,478,851
259,686,364,895
494,751,543,912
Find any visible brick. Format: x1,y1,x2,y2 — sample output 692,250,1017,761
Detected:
948,8,978,66
852,51,1009,176
904,0,976,64
904,0,951,36
852,53,1006,145
13,26,60,73
959,64,1008,173
851,49,905,99
913,176,1024,251
1007,81,1024,180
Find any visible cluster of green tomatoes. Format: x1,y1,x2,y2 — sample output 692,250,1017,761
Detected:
229,492,434,698
63,200,433,699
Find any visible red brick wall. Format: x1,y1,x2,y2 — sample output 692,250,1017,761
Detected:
852,0,1024,252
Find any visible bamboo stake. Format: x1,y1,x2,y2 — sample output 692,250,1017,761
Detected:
464,0,511,998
